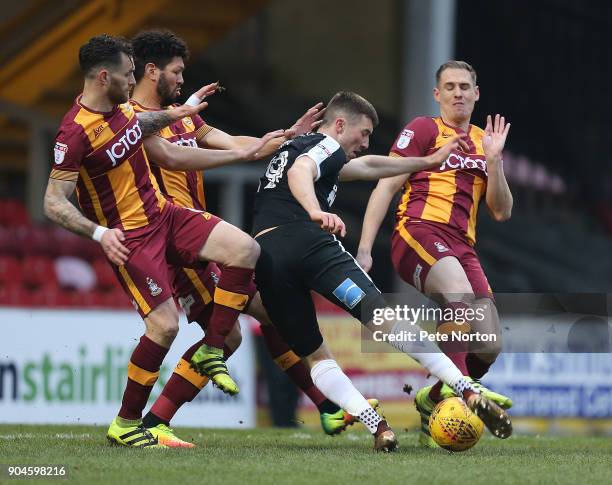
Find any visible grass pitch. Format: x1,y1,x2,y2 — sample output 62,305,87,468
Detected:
0,425,610,484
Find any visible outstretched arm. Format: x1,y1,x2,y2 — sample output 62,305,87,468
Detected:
198,102,325,158
144,130,285,171
137,102,208,135
339,136,463,181
198,128,279,159
356,174,407,272
43,178,129,265
483,114,513,221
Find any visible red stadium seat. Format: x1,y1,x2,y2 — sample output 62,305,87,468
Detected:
0,226,19,256
53,227,102,260
0,199,29,227
15,225,58,258
85,290,108,308
78,238,104,261
108,287,132,309
0,282,26,306
93,258,119,290
21,256,57,289
20,286,46,307
0,256,22,286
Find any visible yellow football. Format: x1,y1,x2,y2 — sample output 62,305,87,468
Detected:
429,397,484,451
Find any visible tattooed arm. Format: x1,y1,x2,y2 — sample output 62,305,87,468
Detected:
44,178,97,238
43,178,129,264
137,103,206,136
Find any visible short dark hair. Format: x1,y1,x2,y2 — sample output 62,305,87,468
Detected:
79,34,133,78
131,29,190,81
435,60,477,86
322,91,379,127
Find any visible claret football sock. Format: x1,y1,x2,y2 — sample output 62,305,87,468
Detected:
203,266,255,349
147,339,238,424
118,335,169,420
466,352,493,379
260,324,340,413
428,381,444,402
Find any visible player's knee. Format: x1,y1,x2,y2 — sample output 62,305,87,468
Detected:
230,235,260,267
152,316,179,341
147,302,180,342
160,322,179,341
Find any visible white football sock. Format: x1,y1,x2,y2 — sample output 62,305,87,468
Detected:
310,359,381,433
310,359,368,416
358,407,382,434
387,321,477,396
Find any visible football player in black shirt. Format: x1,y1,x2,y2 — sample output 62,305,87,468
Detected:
252,92,512,451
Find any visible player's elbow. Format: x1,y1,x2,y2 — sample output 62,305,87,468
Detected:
159,157,180,171
491,208,512,222
43,194,53,220
43,191,59,222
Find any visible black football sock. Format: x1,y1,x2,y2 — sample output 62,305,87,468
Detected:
142,410,169,428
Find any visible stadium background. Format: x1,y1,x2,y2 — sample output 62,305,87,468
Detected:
0,0,610,435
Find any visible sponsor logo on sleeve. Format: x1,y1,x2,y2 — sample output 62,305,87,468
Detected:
332,278,366,309
396,129,414,149
309,143,332,164
316,143,332,156
54,142,68,164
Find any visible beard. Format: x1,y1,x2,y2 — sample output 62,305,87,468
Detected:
107,77,129,105
157,73,178,106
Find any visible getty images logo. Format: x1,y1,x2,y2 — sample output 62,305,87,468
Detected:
105,121,142,166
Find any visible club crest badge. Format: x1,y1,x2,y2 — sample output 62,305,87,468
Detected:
146,277,162,297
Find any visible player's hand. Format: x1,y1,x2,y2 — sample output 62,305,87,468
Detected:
423,134,466,168
482,114,510,161
309,210,346,237
171,100,209,119
356,248,373,272
285,102,325,139
239,129,286,160
172,82,220,118
100,229,129,266
191,81,220,101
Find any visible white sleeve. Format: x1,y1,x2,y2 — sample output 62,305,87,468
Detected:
295,135,341,181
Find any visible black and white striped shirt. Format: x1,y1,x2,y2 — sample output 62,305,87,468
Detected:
252,132,347,234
